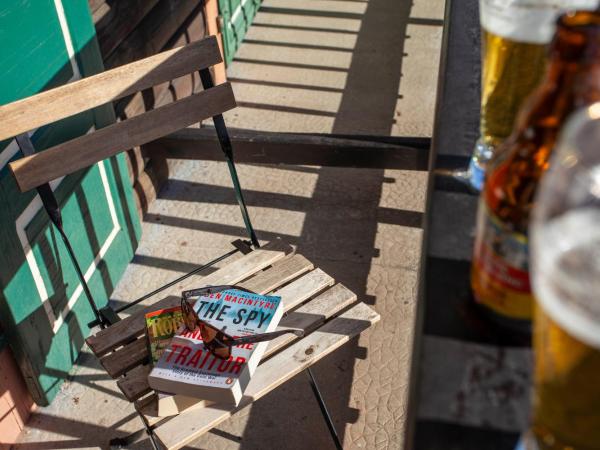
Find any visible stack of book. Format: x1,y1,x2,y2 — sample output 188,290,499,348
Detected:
145,288,283,416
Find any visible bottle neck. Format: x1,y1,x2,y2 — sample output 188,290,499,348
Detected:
516,31,600,134
484,14,600,229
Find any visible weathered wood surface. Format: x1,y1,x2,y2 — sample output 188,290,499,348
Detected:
274,268,335,311
104,0,201,70
119,267,336,401
93,0,160,60
265,283,356,356
0,37,221,142
238,254,313,293
86,241,292,357
103,253,312,379
100,337,148,378
147,127,430,170
88,242,378,450
152,303,380,449
136,283,356,421
203,0,226,84
10,83,236,192
88,0,105,14
113,9,206,120
117,364,153,402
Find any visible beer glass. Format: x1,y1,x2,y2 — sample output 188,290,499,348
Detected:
529,104,600,449
468,0,599,191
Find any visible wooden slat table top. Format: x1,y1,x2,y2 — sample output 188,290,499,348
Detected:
87,241,379,450
117,267,337,402
100,252,313,379
152,303,379,449
86,240,292,357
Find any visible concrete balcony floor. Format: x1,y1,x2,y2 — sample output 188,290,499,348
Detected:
15,0,443,448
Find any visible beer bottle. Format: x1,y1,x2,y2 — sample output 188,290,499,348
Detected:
468,0,599,191
529,104,600,448
470,11,600,332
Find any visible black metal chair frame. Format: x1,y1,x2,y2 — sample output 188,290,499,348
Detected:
16,68,343,450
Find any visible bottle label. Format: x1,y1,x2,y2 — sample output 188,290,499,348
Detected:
472,200,533,320
480,0,599,44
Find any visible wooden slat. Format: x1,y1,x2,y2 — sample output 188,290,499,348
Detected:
153,303,380,449
106,253,311,378
114,9,206,119
108,254,311,381
0,37,221,141
10,83,236,192
146,127,430,170
89,0,105,14
100,337,148,378
117,365,153,402
238,254,313,293
274,268,334,311
104,0,200,70
266,283,356,355
86,241,291,357
118,267,334,401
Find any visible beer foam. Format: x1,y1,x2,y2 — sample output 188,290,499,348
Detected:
480,0,599,44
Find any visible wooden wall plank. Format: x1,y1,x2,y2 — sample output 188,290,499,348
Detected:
114,9,207,120
104,0,200,70
203,0,226,84
93,0,161,60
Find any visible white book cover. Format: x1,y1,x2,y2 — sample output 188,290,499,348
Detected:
148,289,282,405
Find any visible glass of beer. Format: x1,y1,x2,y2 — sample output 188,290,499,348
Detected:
468,0,599,191
529,104,600,449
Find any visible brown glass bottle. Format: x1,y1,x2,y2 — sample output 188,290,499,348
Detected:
471,11,600,332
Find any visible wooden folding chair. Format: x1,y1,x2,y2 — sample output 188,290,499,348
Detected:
2,36,379,449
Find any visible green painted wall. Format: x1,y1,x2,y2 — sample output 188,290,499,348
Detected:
0,0,142,405
219,0,261,65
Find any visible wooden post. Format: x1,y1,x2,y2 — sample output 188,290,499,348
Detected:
203,0,227,84
0,343,35,446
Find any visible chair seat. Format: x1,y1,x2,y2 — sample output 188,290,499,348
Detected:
86,240,379,450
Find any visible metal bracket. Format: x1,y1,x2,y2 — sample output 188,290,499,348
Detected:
99,306,121,325
231,239,254,254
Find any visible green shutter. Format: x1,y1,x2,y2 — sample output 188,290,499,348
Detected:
0,0,141,405
219,0,262,65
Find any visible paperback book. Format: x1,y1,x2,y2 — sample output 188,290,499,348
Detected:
145,306,184,363
148,289,283,405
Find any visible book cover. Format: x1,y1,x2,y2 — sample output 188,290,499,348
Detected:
148,289,283,405
145,306,184,363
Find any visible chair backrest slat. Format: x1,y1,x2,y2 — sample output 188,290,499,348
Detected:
0,36,222,142
10,83,236,192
